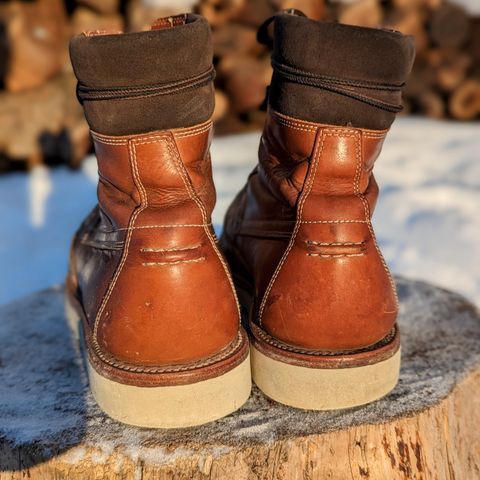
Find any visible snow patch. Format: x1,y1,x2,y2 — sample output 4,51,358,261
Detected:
0,118,479,306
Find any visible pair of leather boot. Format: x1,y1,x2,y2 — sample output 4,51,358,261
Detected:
66,11,415,428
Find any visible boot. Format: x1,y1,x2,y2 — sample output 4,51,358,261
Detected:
66,14,251,428
221,11,415,410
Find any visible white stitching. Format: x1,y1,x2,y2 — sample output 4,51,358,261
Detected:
169,141,242,321
306,241,365,246
258,129,326,325
307,253,365,258
301,219,367,224
93,140,148,351
140,245,201,253
272,110,388,137
110,223,211,231
142,257,205,266
92,330,244,373
355,132,399,307
174,125,212,138
91,121,212,145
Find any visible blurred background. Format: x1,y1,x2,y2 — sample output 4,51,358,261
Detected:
0,0,479,307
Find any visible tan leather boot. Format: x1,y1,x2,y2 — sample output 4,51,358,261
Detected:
65,14,250,428
221,12,415,410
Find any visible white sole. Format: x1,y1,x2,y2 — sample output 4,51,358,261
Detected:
65,297,251,428
251,344,400,410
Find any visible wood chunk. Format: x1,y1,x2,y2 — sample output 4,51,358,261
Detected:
76,0,120,15
449,79,480,120
212,23,263,58
0,0,68,93
338,0,383,28
429,3,470,48
386,7,429,53
414,89,445,118
0,72,91,168
127,0,197,32
71,7,124,36
273,0,326,20
213,89,229,122
219,55,271,113
197,0,246,28
433,49,472,92
1,278,479,478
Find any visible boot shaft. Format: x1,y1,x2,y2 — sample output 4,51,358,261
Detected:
267,11,415,130
256,111,397,350
222,13,415,352
69,14,214,136
68,16,240,367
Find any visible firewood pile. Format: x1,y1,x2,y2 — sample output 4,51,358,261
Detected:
0,0,478,170
200,0,480,132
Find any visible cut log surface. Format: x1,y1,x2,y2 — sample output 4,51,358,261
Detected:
0,277,480,479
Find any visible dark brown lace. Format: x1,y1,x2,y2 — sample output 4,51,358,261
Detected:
76,66,215,104
257,10,404,113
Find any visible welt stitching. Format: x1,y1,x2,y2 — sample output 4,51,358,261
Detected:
168,139,241,320
93,140,148,358
142,257,205,266
252,322,396,357
92,330,244,374
259,129,325,325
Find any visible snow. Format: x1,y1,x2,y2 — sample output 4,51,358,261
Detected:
0,117,479,307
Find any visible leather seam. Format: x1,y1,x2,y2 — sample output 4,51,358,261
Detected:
92,140,148,364
142,257,206,267
90,121,213,145
272,110,389,136
109,223,212,232
174,125,212,139
301,219,367,224
307,253,365,258
140,245,201,253
306,241,365,246
355,132,399,307
258,128,326,326
168,139,242,322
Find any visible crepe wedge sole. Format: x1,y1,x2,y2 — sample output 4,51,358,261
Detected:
65,295,251,428
250,327,400,411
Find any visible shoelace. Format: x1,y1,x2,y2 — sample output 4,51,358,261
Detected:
76,66,215,104
257,9,404,114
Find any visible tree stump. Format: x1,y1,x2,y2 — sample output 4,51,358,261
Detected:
0,277,479,479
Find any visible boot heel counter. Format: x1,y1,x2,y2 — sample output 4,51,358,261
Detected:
90,122,239,367
259,121,397,351
95,227,239,366
260,223,398,351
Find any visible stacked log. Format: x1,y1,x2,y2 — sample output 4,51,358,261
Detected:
0,0,478,170
0,0,91,170
200,0,480,131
